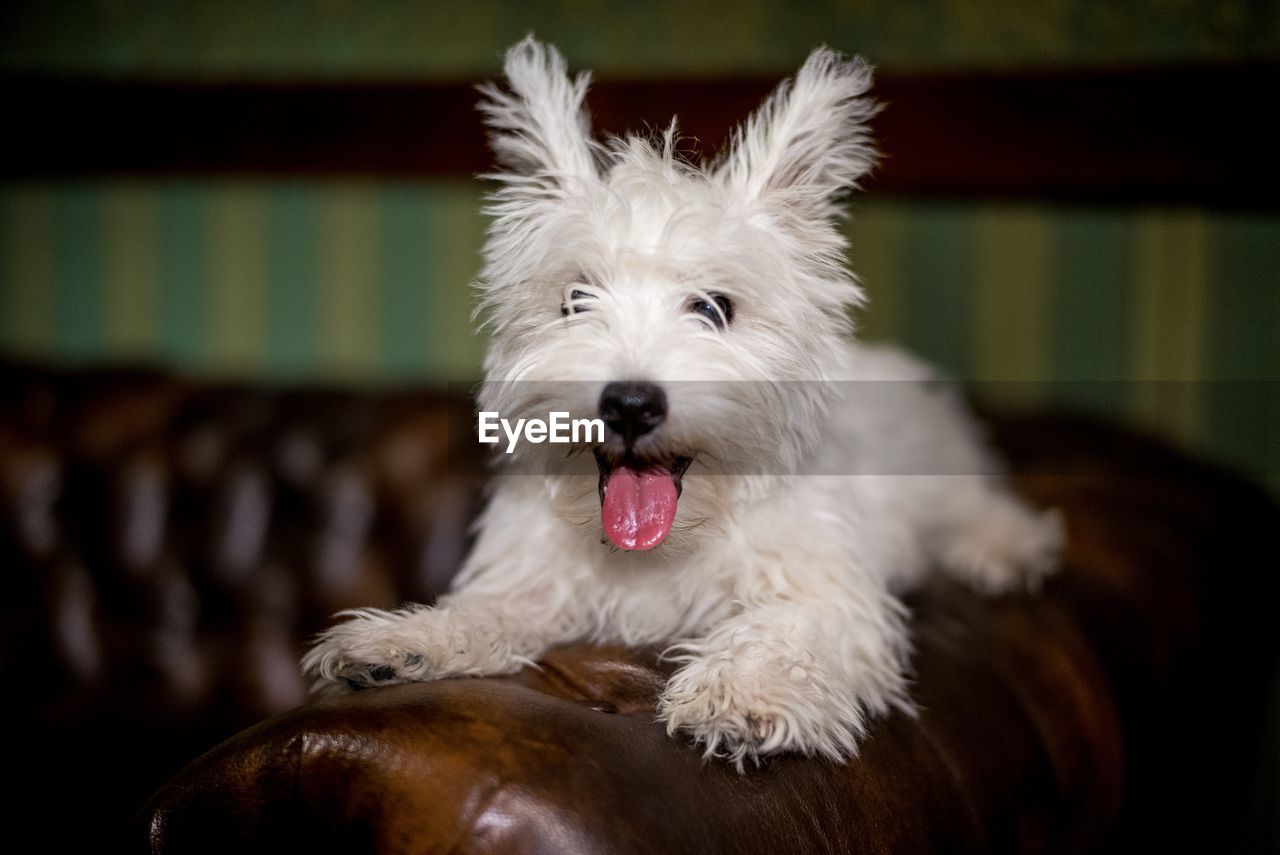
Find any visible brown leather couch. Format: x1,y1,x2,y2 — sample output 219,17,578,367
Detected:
1,360,482,850
1,360,1275,853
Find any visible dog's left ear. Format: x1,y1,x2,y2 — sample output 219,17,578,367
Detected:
476,36,599,190
715,47,878,221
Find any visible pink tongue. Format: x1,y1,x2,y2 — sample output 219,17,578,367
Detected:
601,465,678,550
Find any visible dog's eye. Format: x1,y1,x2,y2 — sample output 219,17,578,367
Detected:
687,293,734,330
560,289,594,317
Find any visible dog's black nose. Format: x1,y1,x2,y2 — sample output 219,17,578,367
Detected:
598,381,667,445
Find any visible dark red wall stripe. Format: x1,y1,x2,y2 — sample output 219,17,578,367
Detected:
5,65,1276,207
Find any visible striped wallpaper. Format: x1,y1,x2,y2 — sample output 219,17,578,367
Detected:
853,202,1280,487
1,182,1276,491
0,180,487,381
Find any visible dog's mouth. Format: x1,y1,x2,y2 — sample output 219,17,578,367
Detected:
593,449,692,551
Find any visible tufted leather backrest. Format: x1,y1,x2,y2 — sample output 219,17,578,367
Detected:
0,360,484,844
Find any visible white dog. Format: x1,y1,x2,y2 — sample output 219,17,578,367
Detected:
303,37,1062,768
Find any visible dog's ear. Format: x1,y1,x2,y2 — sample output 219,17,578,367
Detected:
477,36,599,188
715,48,877,221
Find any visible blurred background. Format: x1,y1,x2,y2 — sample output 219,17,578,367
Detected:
1,0,1277,849
2,0,1277,492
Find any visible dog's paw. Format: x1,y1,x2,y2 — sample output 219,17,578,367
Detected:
942,504,1064,595
301,608,438,697
657,653,864,770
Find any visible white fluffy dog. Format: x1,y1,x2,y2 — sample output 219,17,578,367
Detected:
303,37,1062,767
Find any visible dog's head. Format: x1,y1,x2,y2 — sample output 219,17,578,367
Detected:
475,37,877,555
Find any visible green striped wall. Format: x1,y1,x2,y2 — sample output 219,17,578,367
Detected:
849,199,1280,491
2,184,1276,491
0,180,487,382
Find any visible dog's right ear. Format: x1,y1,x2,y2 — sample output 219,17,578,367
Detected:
477,36,599,189
714,47,878,223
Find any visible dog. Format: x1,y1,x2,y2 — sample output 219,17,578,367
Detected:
302,37,1063,768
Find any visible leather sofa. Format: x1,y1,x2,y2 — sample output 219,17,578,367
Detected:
1,360,1274,852
1,360,482,850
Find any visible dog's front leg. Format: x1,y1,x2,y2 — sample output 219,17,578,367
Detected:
657,583,913,769
301,584,588,697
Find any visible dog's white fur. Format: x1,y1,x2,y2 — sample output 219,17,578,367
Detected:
302,37,1063,768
